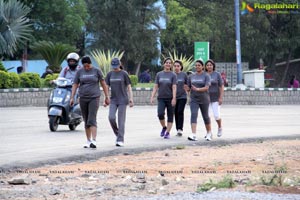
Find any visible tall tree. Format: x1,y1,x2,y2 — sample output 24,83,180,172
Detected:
163,0,300,87
86,0,162,75
0,0,32,57
161,0,236,61
240,0,300,86
20,0,88,54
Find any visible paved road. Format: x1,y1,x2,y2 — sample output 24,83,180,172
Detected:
0,105,299,170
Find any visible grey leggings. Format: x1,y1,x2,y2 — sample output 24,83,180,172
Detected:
79,97,100,128
190,101,210,125
108,104,127,142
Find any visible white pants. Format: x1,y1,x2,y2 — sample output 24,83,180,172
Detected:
209,102,221,120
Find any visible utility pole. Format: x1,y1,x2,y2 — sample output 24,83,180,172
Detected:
235,0,243,86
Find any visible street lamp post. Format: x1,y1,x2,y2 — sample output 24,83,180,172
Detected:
235,0,244,88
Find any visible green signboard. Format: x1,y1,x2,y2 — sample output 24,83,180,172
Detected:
194,42,209,62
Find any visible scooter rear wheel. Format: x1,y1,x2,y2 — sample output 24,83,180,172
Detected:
49,116,59,132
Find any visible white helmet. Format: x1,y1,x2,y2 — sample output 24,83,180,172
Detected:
67,52,80,62
66,52,80,69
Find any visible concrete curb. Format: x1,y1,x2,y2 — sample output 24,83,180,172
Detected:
1,134,298,172
1,87,300,93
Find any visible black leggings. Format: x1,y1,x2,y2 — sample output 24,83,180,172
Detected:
157,98,174,123
175,98,187,130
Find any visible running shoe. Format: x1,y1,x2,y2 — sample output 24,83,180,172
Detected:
188,134,198,141
217,128,223,137
164,132,170,139
160,127,167,137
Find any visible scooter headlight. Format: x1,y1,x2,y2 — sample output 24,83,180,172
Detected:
53,97,63,103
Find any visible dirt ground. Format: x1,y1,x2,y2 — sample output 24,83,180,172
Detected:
1,139,300,199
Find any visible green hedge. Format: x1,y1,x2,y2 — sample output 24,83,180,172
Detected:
9,73,21,88
0,71,11,89
129,75,138,87
19,73,41,88
41,73,59,87
0,72,20,89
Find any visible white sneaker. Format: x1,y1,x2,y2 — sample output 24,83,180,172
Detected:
90,140,97,148
116,141,124,147
217,128,223,137
176,129,183,137
206,133,212,141
188,134,198,141
83,140,91,148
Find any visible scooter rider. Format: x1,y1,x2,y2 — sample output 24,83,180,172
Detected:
59,52,81,101
59,52,81,81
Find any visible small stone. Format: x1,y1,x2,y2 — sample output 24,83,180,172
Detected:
148,189,157,194
90,187,105,195
8,175,31,185
88,176,98,181
283,178,295,186
175,177,181,182
49,188,61,195
39,173,48,177
104,187,113,191
81,173,90,178
132,177,146,183
55,176,66,182
159,172,165,177
137,184,146,190
130,187,139,191
136,173,145,180
162,179,169,186
209,187,216,192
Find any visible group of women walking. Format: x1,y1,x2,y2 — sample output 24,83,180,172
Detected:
70,55,224,148
151,58,224,142
71,56,133,148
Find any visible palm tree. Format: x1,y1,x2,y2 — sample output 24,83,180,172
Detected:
163,50,194,72
31,41,76,72
90,49,124,77
0,0,32,56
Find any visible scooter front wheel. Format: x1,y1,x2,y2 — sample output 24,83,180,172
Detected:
68,124,76,131
49,116,59,132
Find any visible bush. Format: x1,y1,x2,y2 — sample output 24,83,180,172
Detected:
129,75,138,87
9,73,21,88
42,73,59,87
19,73,41,88
0,71,11,88
197,176,235,193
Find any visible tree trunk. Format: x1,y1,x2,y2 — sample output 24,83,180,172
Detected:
135,61,142,76
268,55,277,87
280,50,292,87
